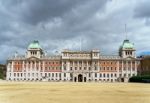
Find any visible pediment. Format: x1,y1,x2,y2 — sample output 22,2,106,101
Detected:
26,56,40,61
124,56,136,60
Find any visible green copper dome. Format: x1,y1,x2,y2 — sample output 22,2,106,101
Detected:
121,39,134,49
28,40,41,49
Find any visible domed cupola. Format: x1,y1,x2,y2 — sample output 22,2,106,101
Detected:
119,39,136,58
122,39,134,49
28,40,41,49
26,40,44,58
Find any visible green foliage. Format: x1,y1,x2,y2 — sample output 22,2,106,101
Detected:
0,67,4,79
129,75,150,83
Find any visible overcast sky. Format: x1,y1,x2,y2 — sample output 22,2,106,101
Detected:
0,0,150,63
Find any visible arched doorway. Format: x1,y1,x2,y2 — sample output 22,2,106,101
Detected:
78,74,83,82
74,77,77,82
84,77,86,82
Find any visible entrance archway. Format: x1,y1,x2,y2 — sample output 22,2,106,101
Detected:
78,74,83,82
121,78,124,82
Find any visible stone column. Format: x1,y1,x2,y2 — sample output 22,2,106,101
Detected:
131,61,133,77
61,61,64,81
22,61,25,79
6,62,10,80
66,61,70,81
26,62,28,80
116,61,119,81
11,61,14,80
77,61,79,71
42,61,45,77
82,60,83,70
38,61,40,79
30,61,32,80
122,61,123,77
87,61,89,81
11,61,14,72
126,61,128,78
77,74,78,82
35,61,36,71
135,61,137,76
27,62,28,72
34,61,36,80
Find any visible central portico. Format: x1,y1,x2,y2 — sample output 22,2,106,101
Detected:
72,73,87,82
61,49,100,82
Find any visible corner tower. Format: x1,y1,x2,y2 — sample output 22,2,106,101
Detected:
119,39,136,58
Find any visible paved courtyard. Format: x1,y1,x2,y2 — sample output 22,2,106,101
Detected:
0,81,150,103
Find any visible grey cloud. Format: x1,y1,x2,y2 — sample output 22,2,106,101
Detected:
1,0,89,25
134,0,150,26
134,0,150,18
0,0,150,64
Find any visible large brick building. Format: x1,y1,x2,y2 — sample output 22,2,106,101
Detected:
6,39,141,82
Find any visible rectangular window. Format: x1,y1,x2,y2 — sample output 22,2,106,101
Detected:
103,67,105,70
45,67,47,70
56,73,57,77
70,67,72,70
111,74,113,77
103,74,105,77
107,74,109,78
89,73,91,77
119,67,121,70
124,67,126,70
95,73,97,77
107,67,109,70
124,74,126,77
99,73,101,77
95,66,97,70
128,74,130,77
89,67,91,70
119,74,121,77
111,67,113,70
75,67,77,70
64,66,66,70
